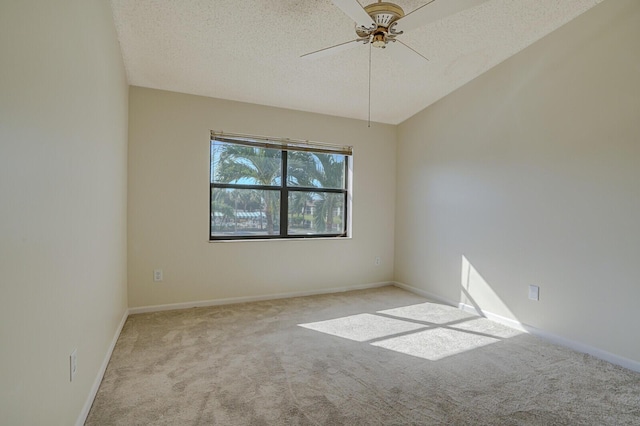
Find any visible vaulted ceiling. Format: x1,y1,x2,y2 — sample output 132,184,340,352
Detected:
110,0,604,124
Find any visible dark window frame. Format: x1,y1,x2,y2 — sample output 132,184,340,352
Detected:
210,136,351,241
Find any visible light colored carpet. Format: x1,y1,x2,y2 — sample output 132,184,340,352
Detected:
86,286,640,425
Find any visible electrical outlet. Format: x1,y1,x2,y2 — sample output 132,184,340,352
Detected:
528,285,540,301
374,256,381,266
153,269,163,282
70,349,78,382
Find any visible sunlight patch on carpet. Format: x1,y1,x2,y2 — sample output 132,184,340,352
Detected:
299,303,518,361
451,318,523,338
372,327,499,361
299,313,425,342
377,302,475,324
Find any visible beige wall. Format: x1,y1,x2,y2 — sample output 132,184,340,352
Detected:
396,0,640,363
128,87,396,308
0,1,128,424
2,0,636,421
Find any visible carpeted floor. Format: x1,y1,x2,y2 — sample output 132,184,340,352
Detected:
86,286,640,425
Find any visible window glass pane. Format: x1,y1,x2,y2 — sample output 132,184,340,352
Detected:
288,192,345,235
211,140,282,186
287,152,346,190
211,188,280,237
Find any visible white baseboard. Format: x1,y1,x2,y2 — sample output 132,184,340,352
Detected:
457,301,640,373
75,281,392,424
457,302,526,331
528,325,640,373
129,281,394,315
76,309,129,426
392,281,458,306
395,283,640,373
77,281,639,426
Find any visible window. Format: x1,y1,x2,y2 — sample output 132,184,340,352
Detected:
210,132,352,240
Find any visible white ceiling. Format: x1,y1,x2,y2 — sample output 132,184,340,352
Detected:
110,0,604,125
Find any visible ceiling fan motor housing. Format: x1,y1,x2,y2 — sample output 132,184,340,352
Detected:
364,2,405,27
356,2,405,48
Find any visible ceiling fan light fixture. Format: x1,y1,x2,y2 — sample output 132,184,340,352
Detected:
372,32,387,48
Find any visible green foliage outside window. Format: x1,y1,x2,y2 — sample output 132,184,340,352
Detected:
210,138,349,239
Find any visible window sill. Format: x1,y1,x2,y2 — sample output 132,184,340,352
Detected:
209,236,352,243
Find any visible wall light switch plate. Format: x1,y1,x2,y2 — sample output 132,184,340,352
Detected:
528,285,540,301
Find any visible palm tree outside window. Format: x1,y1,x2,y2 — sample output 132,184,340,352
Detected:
210,132,352,240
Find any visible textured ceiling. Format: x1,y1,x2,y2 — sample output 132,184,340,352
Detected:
110,0,604,124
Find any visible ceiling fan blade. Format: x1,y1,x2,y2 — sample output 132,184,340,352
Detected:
387,40,429,67
395,0,489,32
332,0,375,27
301,39,363,60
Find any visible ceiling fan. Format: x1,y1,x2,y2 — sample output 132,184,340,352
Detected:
302,0,488,65
301,0,488,125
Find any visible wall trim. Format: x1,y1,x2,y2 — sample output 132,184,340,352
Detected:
457,302,640,373
75,309,129,426
457,302,525,330
392,281,458,306
129,281,394,315
75,280,639,425
393,282,639,373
